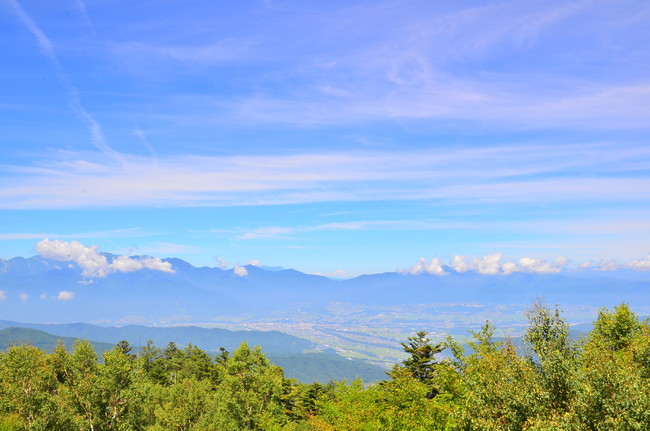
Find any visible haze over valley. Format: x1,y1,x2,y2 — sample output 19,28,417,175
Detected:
2,242,648,367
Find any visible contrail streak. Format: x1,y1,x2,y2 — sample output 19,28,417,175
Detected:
6,0,127,165
134,126,159,169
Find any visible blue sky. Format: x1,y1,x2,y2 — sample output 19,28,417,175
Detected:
1,0,649,275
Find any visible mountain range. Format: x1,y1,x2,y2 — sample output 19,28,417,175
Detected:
1,254,648,324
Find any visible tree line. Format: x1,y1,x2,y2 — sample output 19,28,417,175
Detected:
0,301,648,430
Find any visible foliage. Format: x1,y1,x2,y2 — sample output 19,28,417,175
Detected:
0,301,647,430
390,330,443,398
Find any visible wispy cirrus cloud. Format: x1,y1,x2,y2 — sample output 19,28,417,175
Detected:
1,141,648,209
233,220,462,240
0,228,147,241
207,82,648,129
111,40,258,67
117,242,204,256
96,0,650,130
6,0,126,164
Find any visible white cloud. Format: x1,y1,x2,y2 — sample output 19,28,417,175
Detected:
233,265,248,277
57,291,75,301
596,260,618,271
423,253,568,275
37,239,110,278
215,256,228,269
19,293,29,302
39,293,47,300
501,261,518,275
451,255,470,273
110,255,145,273
483,254,565,274
111,255,173,273
407,257,446,275
248,260,261,267
0,290,5,300
35,239,174,278
474,253,503,275
510,257,562,274
625,255,650,271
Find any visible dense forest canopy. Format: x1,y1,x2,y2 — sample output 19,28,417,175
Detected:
0,302,648,430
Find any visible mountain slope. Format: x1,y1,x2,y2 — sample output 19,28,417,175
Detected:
0,320,313,355
0,326,387,383
0,327,114,353
269,353,387,384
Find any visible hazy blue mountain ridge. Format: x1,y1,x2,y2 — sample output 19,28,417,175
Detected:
0,254,648,324
0,327,115,353
0,319,313,355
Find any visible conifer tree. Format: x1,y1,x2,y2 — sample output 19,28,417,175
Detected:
393,330,443,398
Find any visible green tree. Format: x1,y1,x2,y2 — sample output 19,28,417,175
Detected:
95,346,146,429
592,303,642,351
114,340,134,357
55,340,101,430
523,299,579,413
458,322,544,431
177,344,214,382
139,339,161,380
573,304,650,430
52,340,147,430
198,342,288,430
146,378,213,431
0,345,66,430
391,330,443,398
309,374,454,431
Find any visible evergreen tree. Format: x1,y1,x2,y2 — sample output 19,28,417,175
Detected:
114,340,133,357
393,330,443,398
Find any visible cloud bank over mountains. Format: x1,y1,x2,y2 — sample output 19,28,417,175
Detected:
405,253,650,276
1,241,649,326
35,239,174,278
29,240,650,280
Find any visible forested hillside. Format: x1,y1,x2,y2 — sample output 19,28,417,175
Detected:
0,327,115,354
0,326,385,385
0,320,314,355
0,302,648,430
